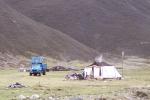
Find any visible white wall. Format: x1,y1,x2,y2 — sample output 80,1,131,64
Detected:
93,67,100,78
101,66,122,78
84,66,122,79
84,67,92,77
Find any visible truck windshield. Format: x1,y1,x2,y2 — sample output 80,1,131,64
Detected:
32,64,41,70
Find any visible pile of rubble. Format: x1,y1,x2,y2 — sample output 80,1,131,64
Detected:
8,82,25,88
65,73,84,80
49,66,79,71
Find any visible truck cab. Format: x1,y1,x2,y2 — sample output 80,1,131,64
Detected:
29,56,47,76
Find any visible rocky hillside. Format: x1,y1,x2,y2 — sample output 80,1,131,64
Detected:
5,0,150,56
0,0,98,61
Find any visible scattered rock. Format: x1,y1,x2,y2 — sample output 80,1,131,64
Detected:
30,94,40,100
94,98,107,100
69,97,83,100
17,95,26,100
135,91,148,98
48,97,59,100
48,97,54,100
115,87,150,100
26,96,30,99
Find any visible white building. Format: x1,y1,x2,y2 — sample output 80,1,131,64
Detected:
84,62,122,79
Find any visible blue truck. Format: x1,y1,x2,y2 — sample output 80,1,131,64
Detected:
29,56,47,76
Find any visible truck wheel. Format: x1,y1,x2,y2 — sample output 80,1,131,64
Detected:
29,73,32,76
43,71,46,75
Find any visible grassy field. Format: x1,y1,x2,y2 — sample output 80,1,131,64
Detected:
0,67,150,100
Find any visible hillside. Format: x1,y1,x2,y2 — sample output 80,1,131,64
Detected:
5,0,150,56
0,0,98,61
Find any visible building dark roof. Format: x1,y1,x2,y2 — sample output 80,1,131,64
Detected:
89,61,112,66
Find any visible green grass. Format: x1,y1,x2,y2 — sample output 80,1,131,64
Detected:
0,68,150,99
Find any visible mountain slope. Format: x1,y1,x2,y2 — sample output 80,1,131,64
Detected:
5,0,150,56
0,0,98,60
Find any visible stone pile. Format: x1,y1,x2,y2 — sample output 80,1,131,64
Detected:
8,82,25,88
